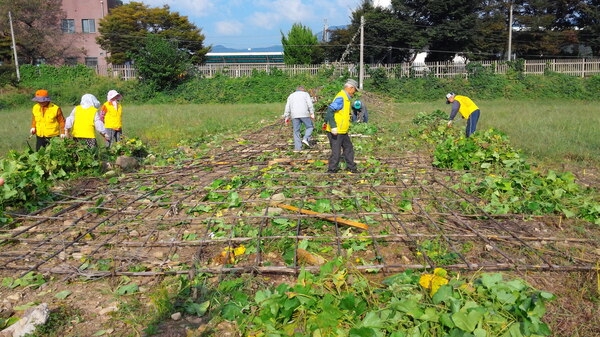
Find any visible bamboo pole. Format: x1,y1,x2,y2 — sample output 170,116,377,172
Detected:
276,203,369,230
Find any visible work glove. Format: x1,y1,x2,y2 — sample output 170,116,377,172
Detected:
60,133,66,139
330,128,338,135
30,128,36,135
447,121,453,127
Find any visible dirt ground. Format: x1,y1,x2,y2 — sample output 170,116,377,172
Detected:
0,95,598,336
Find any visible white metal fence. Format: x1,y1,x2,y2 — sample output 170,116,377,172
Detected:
96,59,600,81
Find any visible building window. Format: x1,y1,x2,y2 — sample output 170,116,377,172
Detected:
64,57,78,66
82,19,96,33
61,19,75,33
85,57,98,67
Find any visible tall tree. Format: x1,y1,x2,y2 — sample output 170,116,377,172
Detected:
0,0,80,65
281,23,323,65
322,27,355,63
131,34,192,90
97,1,209,65
324,2,426,64
575,0,600,56
471,1,511,60
510,0,582,58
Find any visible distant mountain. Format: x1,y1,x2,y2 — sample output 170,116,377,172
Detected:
209,45,283,53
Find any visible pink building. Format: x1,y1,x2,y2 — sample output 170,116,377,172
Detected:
60,0,119,70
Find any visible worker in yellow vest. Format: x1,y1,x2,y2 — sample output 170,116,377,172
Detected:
100,89,123,147
65,94,109,148
446,92,481,137
30,89,66,151
323,79,359,174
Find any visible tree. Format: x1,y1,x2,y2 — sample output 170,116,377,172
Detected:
323,2,422,64
507,0,583,58
131,34,192,90
0,0,81,65
322,27,355,63
574,0,600,56
281,23,323,65
97,1,209,65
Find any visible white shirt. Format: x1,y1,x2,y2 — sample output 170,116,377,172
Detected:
283,90,314,119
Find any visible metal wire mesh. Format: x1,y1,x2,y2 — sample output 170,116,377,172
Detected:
1,123,598,279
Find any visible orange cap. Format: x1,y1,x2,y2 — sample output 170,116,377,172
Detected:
32,89,51,102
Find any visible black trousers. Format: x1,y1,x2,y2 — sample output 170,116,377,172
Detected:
327,132,356,172
35,136,51,151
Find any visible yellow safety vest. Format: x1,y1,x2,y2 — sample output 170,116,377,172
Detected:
71,105,98,139
102,101,122,129
32,103,61,137
325,90,351,134
454,95,480,119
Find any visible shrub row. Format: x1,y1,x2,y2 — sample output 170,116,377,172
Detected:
1,63,599,109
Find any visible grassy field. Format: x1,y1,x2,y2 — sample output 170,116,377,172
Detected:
0,103,281,156
2,99,598,169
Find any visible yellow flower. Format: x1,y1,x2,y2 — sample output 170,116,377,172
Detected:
419,268,449,296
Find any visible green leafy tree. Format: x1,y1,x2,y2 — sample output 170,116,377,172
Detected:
508,0,582,58
574,0,600,56
0,0,80,64
407,0,480,62
130,34,192,90
324,2,423,64
97,1,209,65
281,23,323,64
322,27,354,63
471,1,511,60
0,35,11,65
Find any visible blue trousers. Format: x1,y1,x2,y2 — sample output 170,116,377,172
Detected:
292,117,314,150
466,109,480,137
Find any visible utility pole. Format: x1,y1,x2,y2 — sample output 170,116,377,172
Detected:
507,1,513,61
8,11,20,82
359,16,364,90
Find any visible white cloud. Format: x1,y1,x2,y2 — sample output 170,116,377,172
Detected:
373,0,392,8
215,20,244,36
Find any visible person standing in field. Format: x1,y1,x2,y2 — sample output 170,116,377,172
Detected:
283,85,315,151
446,92,481,137
30,89,66,151
351,99,368,123
100,90,124,147
323,79,359,173
65,94,109,148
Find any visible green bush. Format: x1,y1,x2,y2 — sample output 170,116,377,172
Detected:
2,64,599,110
0,64,17,88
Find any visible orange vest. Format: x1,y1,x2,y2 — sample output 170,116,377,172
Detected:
71,105,98,139
102,101,122,129
32,103,61,137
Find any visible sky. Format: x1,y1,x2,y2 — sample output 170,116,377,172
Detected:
124,0,392,50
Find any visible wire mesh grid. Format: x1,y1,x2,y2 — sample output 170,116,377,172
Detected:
1,123,598,280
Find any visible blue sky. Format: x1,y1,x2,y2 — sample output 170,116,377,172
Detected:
124,0,391,50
